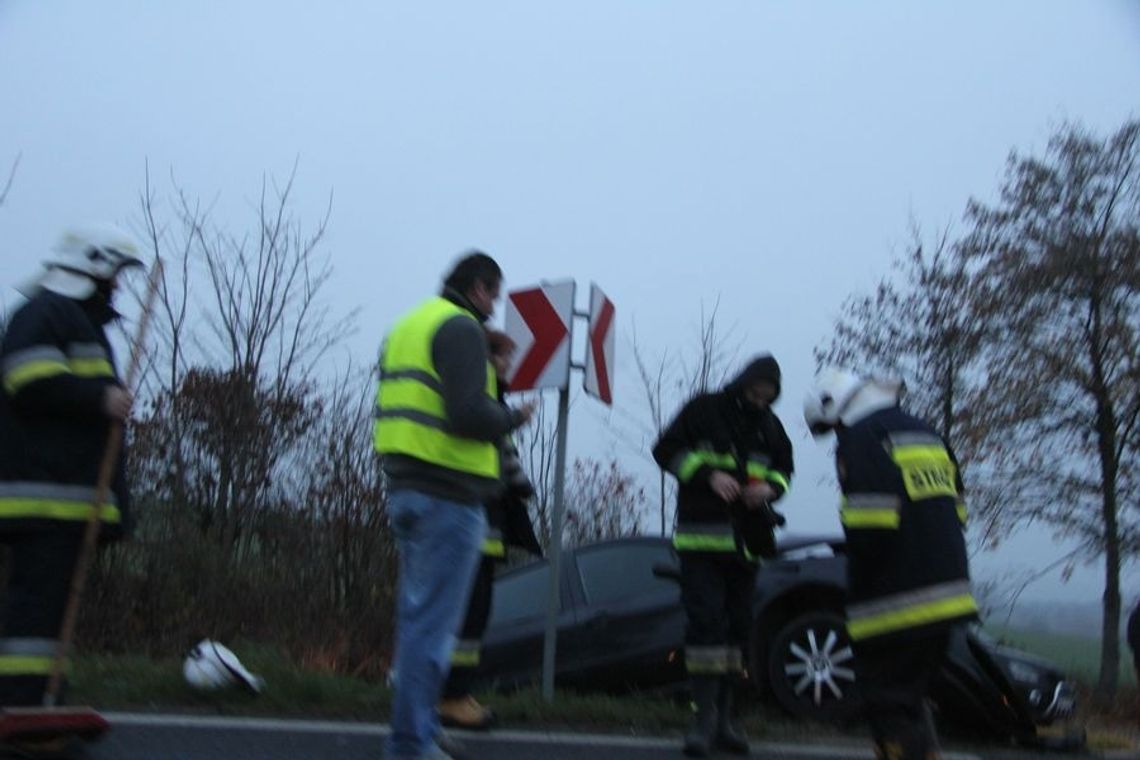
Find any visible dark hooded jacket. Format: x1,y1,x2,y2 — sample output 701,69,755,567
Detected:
652,356,793,559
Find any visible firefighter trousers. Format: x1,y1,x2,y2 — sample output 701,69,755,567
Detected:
442,554,495,699
0,530,84,706
679,551,756,675
854,628,954,760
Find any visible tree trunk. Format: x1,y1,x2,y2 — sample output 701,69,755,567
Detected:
1090,288,1122,702
1096,490,1122,701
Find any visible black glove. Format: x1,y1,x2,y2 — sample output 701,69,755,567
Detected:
758,501,787,529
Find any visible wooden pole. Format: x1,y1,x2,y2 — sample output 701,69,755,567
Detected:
43,259,164,707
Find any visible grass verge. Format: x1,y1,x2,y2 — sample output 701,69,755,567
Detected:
70,640,1135,754
70,641,861,745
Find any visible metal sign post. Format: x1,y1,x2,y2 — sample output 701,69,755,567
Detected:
505,279,615,703
541,384,570,702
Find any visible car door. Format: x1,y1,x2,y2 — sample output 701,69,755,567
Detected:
478,558,577,689
561,539,686,691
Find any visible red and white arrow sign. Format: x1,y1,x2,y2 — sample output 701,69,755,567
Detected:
583,284,615,405
504,281,574,391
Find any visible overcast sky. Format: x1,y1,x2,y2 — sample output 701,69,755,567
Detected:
2,2,1139,621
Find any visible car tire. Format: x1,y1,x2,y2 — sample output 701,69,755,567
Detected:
765,610,860,723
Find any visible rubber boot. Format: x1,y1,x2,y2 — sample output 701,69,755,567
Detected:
682,676,719,757
872,705,938,760
714,676,750,755
918,700,941,759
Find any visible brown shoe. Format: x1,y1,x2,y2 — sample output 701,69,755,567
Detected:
438,695,495,731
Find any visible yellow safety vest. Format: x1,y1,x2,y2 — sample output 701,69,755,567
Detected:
373,297,499,479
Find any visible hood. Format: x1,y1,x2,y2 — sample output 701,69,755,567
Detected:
725,354,782,400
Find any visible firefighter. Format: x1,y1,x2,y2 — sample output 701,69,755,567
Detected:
0,224,143,707
653,354,794,758
803,368,978,760
438,329,543,730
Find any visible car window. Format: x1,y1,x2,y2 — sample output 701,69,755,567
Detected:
779,543,835,561
575,543,679,605
490,562,552,625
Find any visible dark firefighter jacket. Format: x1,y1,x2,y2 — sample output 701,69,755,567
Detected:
836,405,977,645
0,289,130,540
652,365,793,561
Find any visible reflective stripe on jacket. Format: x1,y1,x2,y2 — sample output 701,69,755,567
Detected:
374,297,499,480
0,482,121,526
0,637,69,677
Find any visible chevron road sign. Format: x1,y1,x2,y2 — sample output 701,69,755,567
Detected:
504,281,574,391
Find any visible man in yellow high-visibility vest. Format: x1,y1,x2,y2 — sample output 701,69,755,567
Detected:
375,251,534,760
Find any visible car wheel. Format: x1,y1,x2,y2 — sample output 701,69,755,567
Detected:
766,610,860,722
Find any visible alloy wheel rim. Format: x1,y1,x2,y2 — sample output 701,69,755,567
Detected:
783,626,856,706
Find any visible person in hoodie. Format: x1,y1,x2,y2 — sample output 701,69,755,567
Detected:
0,224,143,708
804,368,977,760
652,354,794,758
374,251,535,760
438,328,543,731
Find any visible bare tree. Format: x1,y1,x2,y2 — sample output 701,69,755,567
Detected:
562,457,646,547
514,394,560,549
132,163,356,550
814,222,1008,547
816,221,984,440
299,366,392,610
631,321,673,535
0,152,19,208
0,153,20,325
628,299,742,536
963,119,1140,701
680,297,741,399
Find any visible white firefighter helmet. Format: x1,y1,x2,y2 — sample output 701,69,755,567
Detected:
804,367,905,437
183,639,265,693
17,223,144,299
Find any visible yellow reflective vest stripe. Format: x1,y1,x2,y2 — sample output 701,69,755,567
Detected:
0,483,122,525
0,655,69,676
671,449,790,493
846,580,978,641
450,639,481,668
373,298,499,479
2,343,116,395
481,528,505,558
673,522,741,554
0,637,70,676
684,645,743,674
840,493,902,529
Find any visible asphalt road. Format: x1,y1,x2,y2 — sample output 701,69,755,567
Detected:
57,713,1112,760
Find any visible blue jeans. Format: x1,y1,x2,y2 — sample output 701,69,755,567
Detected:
386,489,486,759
